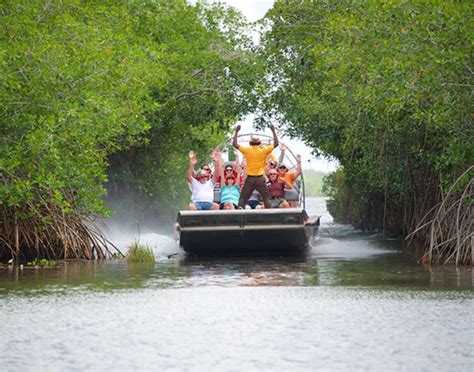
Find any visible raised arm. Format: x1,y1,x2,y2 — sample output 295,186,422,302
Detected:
241,158,247,180
265,155,275,176
264,158,271,176
233,148,241,168
278,143,286,164
233,149,242,185
295,154,302,178
270,123,279,148
232,124,241,149
187,151,198,183
211,148,221,184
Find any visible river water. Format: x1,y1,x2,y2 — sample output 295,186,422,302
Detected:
0,197,472,371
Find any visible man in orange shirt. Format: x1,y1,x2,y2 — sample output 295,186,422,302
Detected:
233,123,279,209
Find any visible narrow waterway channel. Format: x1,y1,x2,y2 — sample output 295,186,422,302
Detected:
0,197,472,371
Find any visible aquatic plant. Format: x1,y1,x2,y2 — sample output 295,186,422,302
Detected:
27,258,57,267
126,241,155,264
407,167,473,266
111,252,123,260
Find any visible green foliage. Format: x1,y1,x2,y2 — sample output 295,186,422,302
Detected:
1,0,261,255
105,1,263,219
303,169,326,197
322,168,353,223
27,258,56,267
111,252,123,260
261,0,473,233
1,1,163,220
126,241,155,264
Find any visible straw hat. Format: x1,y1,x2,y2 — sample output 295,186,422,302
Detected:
249,135,261,145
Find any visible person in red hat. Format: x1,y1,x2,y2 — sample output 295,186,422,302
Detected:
233,123,279,209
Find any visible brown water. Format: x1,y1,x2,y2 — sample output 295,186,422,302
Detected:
0,197,472,371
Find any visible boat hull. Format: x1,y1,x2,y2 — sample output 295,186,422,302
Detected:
176,209,319,256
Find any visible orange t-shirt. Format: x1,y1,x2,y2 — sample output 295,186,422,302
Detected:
239,144,274,176
282,172,297,187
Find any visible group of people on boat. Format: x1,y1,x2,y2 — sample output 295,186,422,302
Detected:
186,124,302,211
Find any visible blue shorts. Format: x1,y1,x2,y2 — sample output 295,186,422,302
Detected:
220,202,238,209
246,200,260,209
195,201,214,210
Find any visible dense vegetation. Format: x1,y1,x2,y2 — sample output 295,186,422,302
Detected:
106,1,261,223
260,0,472,264
0,0,259,260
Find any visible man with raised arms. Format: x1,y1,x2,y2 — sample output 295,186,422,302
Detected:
233,123,279,209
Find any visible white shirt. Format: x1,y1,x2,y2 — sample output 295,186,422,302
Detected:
189,178,214,203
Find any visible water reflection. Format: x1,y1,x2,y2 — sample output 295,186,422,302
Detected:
179,255,318,287
1,252,472,296
179,251,472,289
0,261,156,295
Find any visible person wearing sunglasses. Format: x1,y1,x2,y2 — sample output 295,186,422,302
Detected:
220,175,240,210
267,171,291,208
187,151,220,210
223,165,236,178
189,162,213,180
233,123,279,209
189,148,222,180
218,161,242,210
200,164,212,176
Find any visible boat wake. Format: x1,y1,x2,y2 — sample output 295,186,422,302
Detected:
111,232,182,260
311,237,396,259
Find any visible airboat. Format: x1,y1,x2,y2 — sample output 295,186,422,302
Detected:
176,133,320,256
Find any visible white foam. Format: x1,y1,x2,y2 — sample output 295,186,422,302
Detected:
311,237,395,259
112,232,181,260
